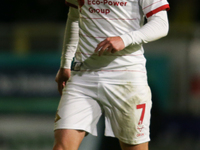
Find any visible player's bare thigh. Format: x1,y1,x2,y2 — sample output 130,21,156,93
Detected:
119,141,149,150
53,129,86,150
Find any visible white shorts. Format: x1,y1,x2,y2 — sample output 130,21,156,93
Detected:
54,74,152,145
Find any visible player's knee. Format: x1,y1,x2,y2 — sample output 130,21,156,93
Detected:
53,143,64,150
53,138,69,150
120,141,149,150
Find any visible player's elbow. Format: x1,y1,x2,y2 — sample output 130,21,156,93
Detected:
160,28,168,39
158,10,169,38
153,11,169,38
162,20,169,37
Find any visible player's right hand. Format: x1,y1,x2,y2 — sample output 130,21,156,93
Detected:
55,68,71,96
95,36,125,56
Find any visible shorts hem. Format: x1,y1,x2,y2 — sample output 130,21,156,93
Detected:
117,137,150,145
104,133,150,145
54,126,97,136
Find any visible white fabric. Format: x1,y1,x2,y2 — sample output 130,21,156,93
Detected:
60,7,79,69
60,7,169,69
140,0,169,16
56,0,169,144
61,0,169,86
55,77,152,145
120,10,169,47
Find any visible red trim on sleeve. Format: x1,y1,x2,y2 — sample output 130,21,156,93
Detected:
65,2,78,9
146,4,170,18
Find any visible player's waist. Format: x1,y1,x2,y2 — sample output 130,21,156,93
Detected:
69,70,148,85
74,50,146,70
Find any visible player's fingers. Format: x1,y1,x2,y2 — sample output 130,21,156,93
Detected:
62,81,66,88
57,81,64,95
95,43,103,53
106,46,114,53
95,40,107,53
98,43,110,56
58,84,62,95
111,49,118,53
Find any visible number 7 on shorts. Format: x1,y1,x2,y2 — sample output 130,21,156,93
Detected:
136,104,146,125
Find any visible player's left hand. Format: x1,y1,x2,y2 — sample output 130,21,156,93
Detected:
95,36,125,56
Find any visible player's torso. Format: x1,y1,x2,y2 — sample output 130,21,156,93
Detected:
78,0,143,38
75,0,146,71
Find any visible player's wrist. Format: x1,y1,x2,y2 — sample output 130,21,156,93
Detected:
119,34,133,47
60,59,72,69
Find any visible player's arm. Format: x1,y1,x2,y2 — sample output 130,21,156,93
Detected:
55,7,79,95
95,10,169,56
120,10,169,47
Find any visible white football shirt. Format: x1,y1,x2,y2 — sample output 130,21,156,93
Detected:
65,0,170,84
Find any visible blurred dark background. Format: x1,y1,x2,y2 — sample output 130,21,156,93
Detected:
0,0,200,150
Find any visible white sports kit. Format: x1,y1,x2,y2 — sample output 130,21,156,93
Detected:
54,0,170,145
